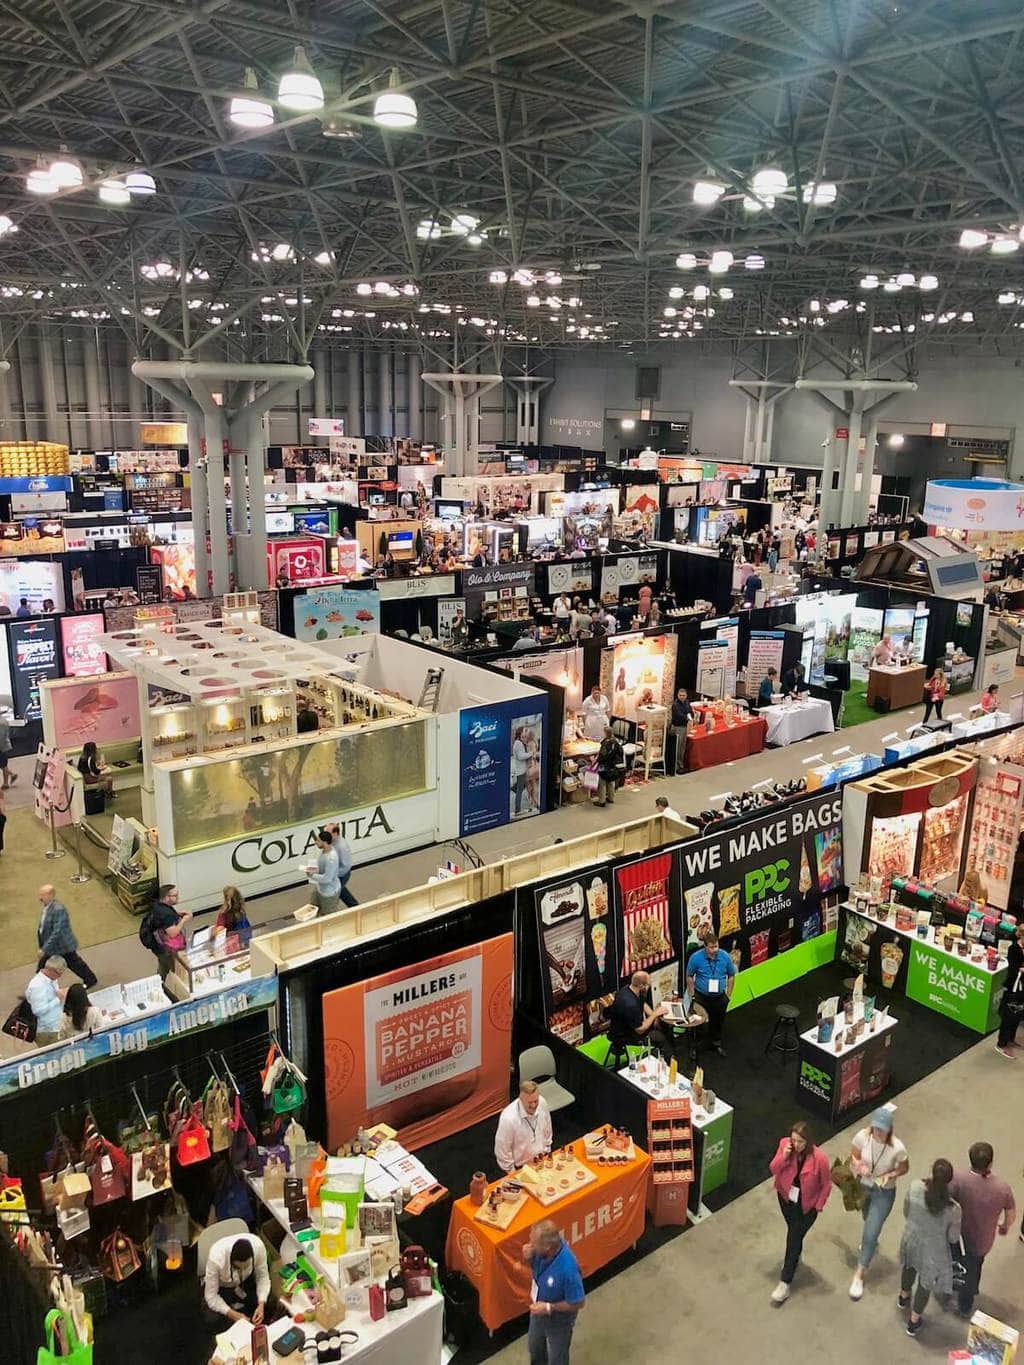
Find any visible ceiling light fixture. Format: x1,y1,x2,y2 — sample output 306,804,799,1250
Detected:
859,274,879,289
888,433,904,448
744,254,765,270
803,180,837,206
751,166,787,197
125,169,156,195
0,215,15,236
990,234,1019,255
919,274,939,290
374,69,417,129
675,253,698,269
708,249,733,274
26,161,58,195
278,46,324,112
98,177,131,206
692,178,726,206
958,228,988,249
230,68,275,128
48,150,83,189
742,194,770,213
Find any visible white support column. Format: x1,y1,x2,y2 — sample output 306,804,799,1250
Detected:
312,348,329,426
187,413,210,597
378,347,393,437
422,373,504,475
741,398,754,462
505,376,553,445
838,399,865,526
82,331,104,450
199,398,231,595
407,352,422,440
347,350,361,435
227,408,252,587
763,395,777,462
37,327,61,443
0,360,11,440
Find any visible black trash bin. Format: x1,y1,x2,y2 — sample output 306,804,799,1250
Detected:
83,786,106,816
441,1269,479,1348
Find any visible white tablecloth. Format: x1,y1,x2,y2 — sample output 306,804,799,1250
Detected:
762,697,835,746
214,1293,443,1365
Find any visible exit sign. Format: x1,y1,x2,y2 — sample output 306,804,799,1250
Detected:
835,426,849,439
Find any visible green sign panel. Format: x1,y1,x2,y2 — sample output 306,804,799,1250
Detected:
904,940,1002,1034
700,1108,733,1197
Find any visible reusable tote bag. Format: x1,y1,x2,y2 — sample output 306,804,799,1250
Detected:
37,1308,92,1365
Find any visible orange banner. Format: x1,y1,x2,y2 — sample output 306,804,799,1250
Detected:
322,935,513,1152
446,1139,651,1330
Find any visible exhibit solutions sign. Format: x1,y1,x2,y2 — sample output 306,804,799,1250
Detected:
0,976,277,1099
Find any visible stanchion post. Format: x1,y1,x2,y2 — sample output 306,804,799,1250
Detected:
44,801,66,860
70,823,91,884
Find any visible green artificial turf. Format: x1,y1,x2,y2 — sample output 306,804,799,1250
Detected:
840,678,883,728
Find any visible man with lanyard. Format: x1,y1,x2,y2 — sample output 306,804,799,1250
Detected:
686,931,736,1055
494,1080,552,1173
521,1219,585,1364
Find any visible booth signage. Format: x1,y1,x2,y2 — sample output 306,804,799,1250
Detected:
746,631,785,699
0,475,71,493
922,478,1024,532
9,618,59,720
0,976,277,1099
135,564,163,603
462,564,533,594
308,418,346,436
458,697,548,835
375,574,456,600
904,940,995,1031
699,1111,733,1194
228,805,397,873
59,613,108,677
321,936,513,1152
696,638,729,700
293,586,380,640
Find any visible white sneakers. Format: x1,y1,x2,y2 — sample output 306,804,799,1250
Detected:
849,1276,864,1300
770,1281,790,1305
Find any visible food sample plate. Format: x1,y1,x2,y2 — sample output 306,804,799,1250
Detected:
473,1189,530,1228
519,1156,597,1205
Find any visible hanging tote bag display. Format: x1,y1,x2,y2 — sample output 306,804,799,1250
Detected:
36,1309,92,1365
228,1092,258,1171
99,1229,142,1283
203,1078,232,1153
130,1138,171,1200
82,1117,129,1207
272,1065,307,1115
175,1108,211,1166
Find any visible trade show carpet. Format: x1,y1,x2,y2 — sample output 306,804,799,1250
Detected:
421,959,982,1363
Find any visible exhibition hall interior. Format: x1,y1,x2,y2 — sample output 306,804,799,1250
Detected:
3,3,1024,1364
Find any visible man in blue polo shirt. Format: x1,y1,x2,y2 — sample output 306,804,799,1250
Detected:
521,1219,585,1364
686,931,737,1056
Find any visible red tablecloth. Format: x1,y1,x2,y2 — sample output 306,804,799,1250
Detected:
685,716,767,770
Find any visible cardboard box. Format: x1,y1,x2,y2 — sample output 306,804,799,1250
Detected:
969,1310,1019,1365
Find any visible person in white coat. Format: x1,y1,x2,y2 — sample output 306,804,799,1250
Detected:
495,1081,552,1173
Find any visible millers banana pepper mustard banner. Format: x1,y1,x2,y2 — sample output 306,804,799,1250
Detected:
322,934,513,1152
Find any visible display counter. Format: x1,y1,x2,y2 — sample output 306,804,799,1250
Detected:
616,1061,733,1210
838,903,1006,1033
166,938,251,1000
805,752,883,791
685,712,766,769
950,709,1013,741
87,975,167,1026
762,697,835,747
445,1135,650,1331
796,1010,897,1121
865,662,926,712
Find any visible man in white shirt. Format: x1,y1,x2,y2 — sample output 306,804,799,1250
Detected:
655,795,683,823
495,1080,553,1173
580,685,610,742
203,1234,273,1332
25,955,66,1045
553,593,572,625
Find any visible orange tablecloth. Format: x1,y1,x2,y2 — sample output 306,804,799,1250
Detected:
445,1138,651,1331
685,716,767,770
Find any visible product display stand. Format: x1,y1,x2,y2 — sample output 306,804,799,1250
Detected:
647,1097,693,1226
796,1011,898,1122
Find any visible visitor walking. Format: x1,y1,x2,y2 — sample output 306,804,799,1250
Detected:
0,712,15,789
307,828,341,915
768,1120,832,1304
0,785,6,855
139,884,193,995
995,920,1024,1058
593,726,623,808
922,667,947,724
521,1219,585,1364
36,884,97,987
325,822,358,908
949,1143,1016,1318
847,1107,909,1299
897,1159,961,1337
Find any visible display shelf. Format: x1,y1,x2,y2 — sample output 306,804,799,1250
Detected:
964,760,1024,910
149,703,198,759
647,1097,694,1187
167,939,251,999
197,694,249,754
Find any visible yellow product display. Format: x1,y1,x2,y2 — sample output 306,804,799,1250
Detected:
0,440,70,476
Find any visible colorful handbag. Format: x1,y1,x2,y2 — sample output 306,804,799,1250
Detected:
0,1181,26,1223
82,1117,129,1206
99,1229,141,1282
262,1156,286,1203
175,1106,211,1166
36,1308,92,1365
228,1093,258,1172
272,1066,307,1115
203,1079,232,1153
130,1139,170,1199
3,996,36,1043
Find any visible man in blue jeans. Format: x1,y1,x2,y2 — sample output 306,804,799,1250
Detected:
522,1220,585,1364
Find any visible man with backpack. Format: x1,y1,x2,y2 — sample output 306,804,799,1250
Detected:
139,885,192,997
593,725,624,808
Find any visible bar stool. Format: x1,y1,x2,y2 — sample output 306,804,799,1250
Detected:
604,1037,631,1070
765,1003,800,1058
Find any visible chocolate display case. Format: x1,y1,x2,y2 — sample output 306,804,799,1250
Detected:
842,748,979,895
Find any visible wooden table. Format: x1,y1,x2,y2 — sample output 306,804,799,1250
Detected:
865,663,926,712
445,1137,650,1331
684,716,767,770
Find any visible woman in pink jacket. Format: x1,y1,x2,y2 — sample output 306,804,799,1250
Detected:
768,1120,833,1305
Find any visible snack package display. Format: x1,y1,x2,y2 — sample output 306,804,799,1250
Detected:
586,876,609,920
880,940,904,987
684,882,715,939
798,844,813,895
814,826,843,893
718,885,741,937
590,922,607,975
543,918,586,1006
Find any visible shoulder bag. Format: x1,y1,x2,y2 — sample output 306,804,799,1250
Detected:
203,1078,232,1153
2,996,36,1043
36,1308,92,1365
99,1230,141,1283
175,1106,211,1166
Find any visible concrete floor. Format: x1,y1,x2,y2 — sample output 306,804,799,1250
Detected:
488,1030,1023,1363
